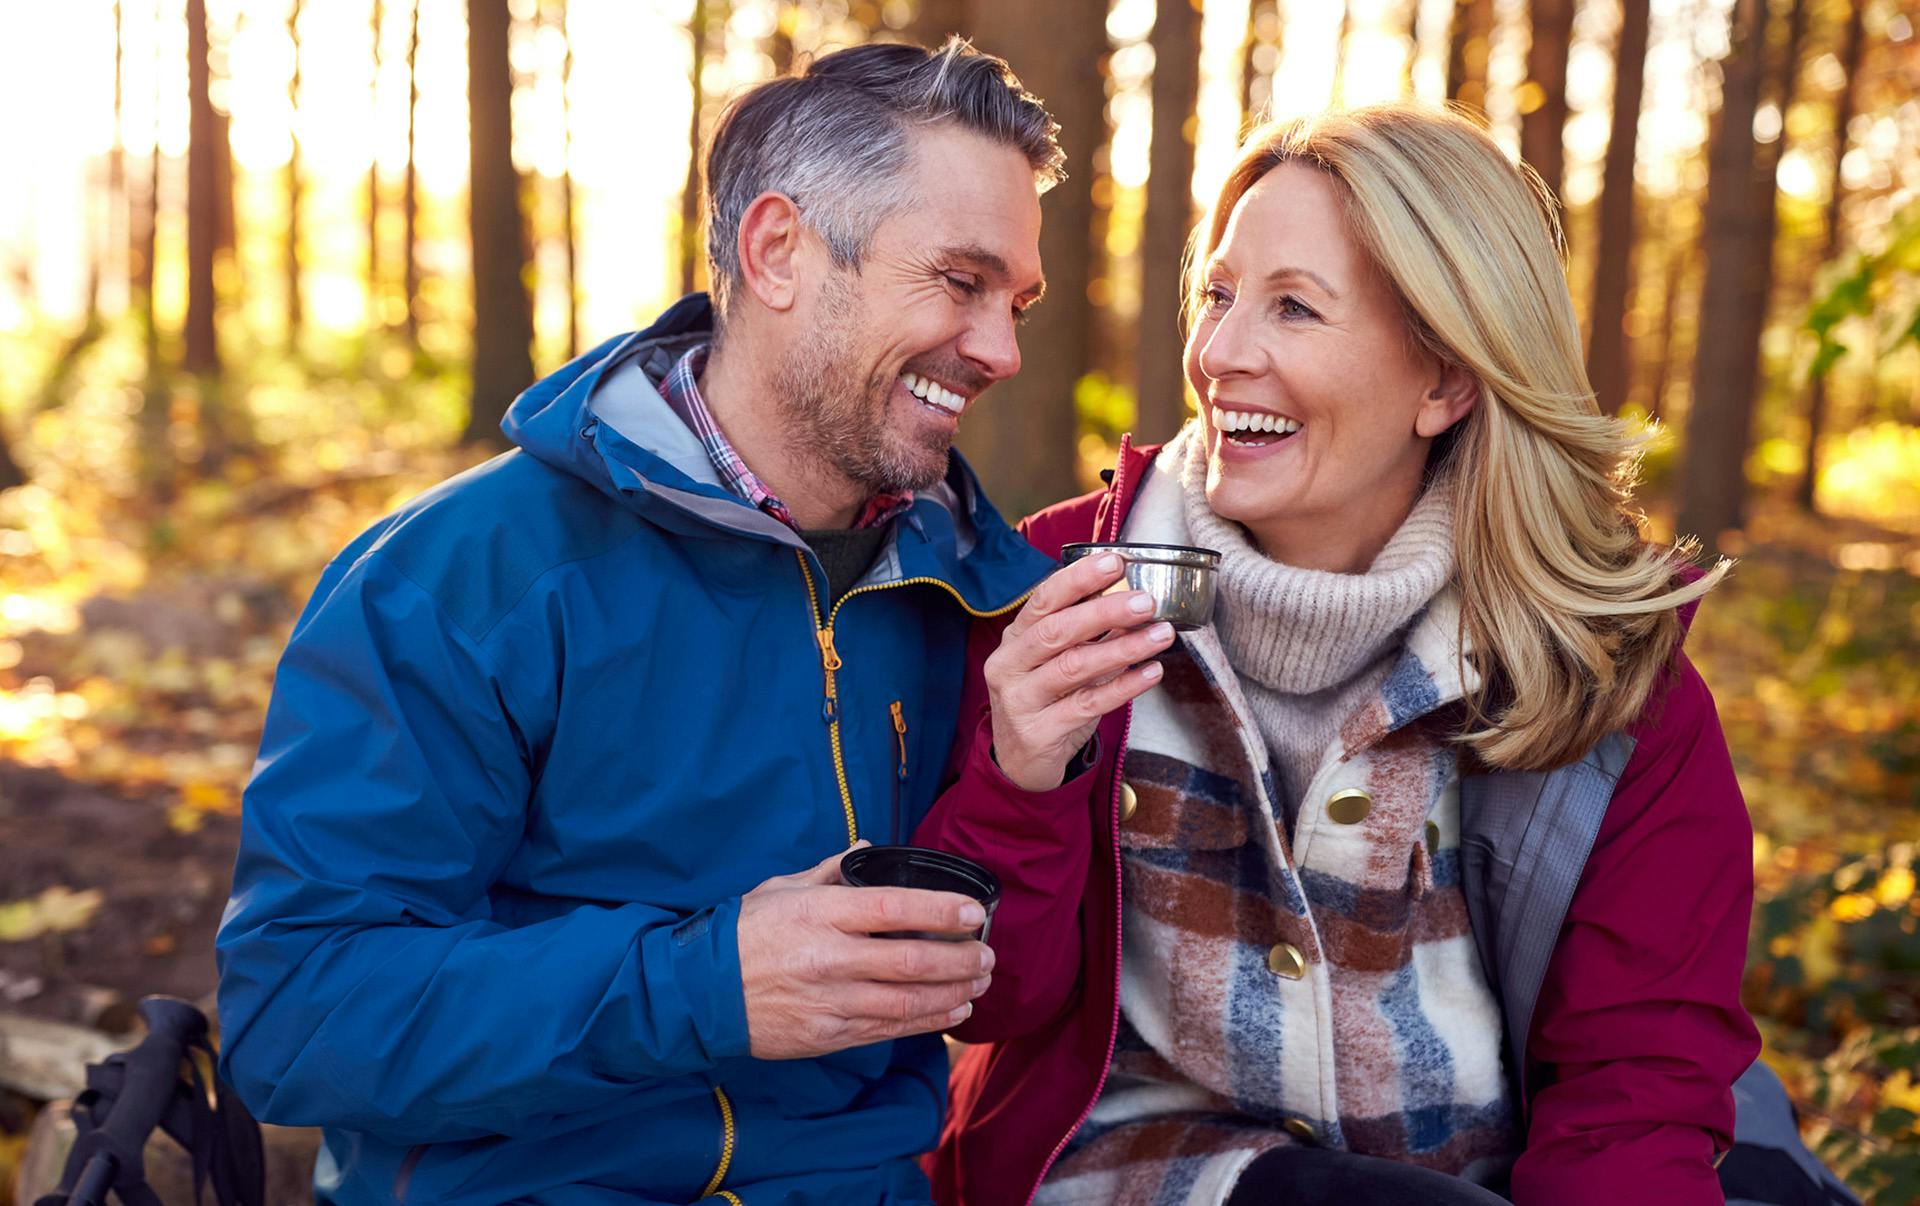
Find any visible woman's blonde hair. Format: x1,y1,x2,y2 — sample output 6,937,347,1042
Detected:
1186,104,1727,771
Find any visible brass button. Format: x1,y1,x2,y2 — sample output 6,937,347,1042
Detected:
1424,820,1441,854
1118,782,1139,824
1326,787,1373,825
1282,1118,1318,1143
1265,942,1305,979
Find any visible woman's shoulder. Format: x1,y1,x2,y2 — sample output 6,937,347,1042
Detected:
1607,644,1749,846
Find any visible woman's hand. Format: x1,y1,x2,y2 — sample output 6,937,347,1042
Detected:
985,553,1177,792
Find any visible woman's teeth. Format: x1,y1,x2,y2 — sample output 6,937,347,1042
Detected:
902,372,965,416
1211,406,1301,443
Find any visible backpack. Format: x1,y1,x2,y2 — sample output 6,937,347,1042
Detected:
1461,736,1861,1206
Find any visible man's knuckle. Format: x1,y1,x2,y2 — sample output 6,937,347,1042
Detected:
1054,647,1085,682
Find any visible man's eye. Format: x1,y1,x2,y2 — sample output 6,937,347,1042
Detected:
944,274,983,295
1013,304,1034,326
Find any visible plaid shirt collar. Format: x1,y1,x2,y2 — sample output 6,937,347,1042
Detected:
659,343,914,532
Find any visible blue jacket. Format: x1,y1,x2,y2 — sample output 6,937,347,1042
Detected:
215,295,1055,1205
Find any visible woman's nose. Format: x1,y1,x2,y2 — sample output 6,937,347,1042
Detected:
1197,306,1262,381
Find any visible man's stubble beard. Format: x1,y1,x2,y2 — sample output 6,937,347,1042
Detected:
770,272,955,500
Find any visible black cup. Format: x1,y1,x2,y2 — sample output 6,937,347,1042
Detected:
839,845,1001,943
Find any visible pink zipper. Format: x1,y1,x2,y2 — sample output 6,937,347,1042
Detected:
1023,705,1132,1205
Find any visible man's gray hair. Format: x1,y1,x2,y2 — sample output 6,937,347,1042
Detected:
702,38,1065,319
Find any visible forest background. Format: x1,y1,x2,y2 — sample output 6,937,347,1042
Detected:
0,0,1916,1200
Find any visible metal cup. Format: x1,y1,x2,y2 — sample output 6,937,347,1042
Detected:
1061,541,1222,631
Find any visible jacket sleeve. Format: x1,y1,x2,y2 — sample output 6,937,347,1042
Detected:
215,552,750,1143
1510,652,1761,1205
910,616,1103,1043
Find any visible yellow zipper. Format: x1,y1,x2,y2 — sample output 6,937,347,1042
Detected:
795,552,1035,847
700,1085,736,1199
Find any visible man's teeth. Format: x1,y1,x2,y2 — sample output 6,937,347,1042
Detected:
902,372,965,415
1211,406,1302,435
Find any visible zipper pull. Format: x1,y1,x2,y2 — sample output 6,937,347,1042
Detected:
817,628,843,672
890,700,909,781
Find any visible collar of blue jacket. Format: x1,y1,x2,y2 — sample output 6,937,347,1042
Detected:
504,292,1054,615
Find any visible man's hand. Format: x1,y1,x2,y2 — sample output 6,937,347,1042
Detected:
737,844,996,1060
985,552,1176,792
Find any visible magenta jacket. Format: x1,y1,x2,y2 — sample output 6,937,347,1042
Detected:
915,439,1759,1206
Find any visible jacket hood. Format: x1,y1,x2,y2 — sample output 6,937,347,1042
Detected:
503,293,1053,612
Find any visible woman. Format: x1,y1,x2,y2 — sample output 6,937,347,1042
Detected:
915,105,1760,1205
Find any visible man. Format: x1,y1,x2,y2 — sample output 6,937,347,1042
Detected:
216,40,1063,1205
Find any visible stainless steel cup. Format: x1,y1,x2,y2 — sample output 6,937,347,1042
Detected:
1061,541,1222,631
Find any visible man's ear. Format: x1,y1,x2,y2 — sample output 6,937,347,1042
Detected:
736,191,805,313
1415,361,1479,438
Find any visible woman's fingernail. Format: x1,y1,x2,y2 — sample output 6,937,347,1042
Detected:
1150,622,1175,641
1098,554,1123,573
1143,660,1165,679
1128,591,1155,613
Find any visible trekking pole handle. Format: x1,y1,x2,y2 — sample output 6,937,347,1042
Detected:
66,1154,118,1206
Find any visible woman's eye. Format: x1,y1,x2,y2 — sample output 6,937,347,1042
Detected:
1277,294,1318,320
1203,286,1233,311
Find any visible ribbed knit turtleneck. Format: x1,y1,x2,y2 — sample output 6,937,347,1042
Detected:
1173,429,1457,812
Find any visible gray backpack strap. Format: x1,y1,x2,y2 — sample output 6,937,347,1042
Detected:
1721,1060,1863,1206
1458,732,1635,1111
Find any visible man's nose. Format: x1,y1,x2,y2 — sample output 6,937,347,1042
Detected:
958,309,1022,383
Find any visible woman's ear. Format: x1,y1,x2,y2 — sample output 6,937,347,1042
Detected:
736,191,804,313
1415,362,1479,439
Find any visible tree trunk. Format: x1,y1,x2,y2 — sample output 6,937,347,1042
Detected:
1644,230,1688,422
551,0,579,359
0,428,23,492
1686,0,1809,529
769,2,795,73
909,0,969,45
286,0,305,345
1137,0,1203,443
369,0,384,323
106,0,125,326
1795,0,1867,512
1331,1,1354,107
463,0,536,446
1677,0,1768,547
1584,0,1649,414
1445,0,1494,113
184,0,220,377
404,0,421,343
1240,0,1281,128
1402,0,1422,96
955,0,1107,514
1519,0,1575,201
679,0,710,297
